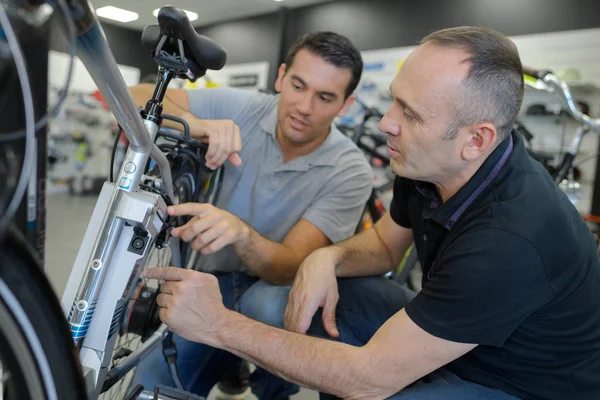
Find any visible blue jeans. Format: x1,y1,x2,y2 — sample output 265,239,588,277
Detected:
243,276,519,400
127,272,299,399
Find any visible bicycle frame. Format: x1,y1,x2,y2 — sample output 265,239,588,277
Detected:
50,1,179,398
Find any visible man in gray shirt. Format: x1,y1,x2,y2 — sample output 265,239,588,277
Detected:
127,32,372,399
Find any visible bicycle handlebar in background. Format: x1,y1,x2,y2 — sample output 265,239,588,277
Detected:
524,67,600,132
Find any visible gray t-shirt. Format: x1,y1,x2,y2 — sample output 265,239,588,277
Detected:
187,87,373,274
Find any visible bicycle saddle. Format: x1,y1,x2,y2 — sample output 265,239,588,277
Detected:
142,6,227,76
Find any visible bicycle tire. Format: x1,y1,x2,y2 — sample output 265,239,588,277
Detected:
0,226,87,400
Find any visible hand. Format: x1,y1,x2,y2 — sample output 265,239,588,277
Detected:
284,247,344,338
144,267,227,345
168,203,250,254
184,113,243,170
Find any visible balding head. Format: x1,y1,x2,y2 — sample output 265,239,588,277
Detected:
420,26,524,142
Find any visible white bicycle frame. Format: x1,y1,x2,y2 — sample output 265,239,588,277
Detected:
52,1,181,398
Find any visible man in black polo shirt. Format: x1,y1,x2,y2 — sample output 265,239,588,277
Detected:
281,26,600,398
142,26,600,399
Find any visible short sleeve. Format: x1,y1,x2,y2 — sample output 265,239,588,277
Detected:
302,155,373,243
389,176,413,228
186,87,255,121
186,87,276,141
405,228,555,346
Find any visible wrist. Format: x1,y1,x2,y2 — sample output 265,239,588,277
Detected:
213,309,244,350
327,245,346,276
182,112,208,139
236,220,252,247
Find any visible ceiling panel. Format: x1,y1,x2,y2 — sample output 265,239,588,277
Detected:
89,0,335,31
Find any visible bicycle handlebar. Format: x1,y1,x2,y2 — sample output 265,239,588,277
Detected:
523,67,552,81
525,67,600,132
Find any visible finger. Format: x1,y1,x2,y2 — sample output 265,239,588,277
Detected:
199,232,231,255
295,297,321,334
227,125,243,167
159,281,178,295
167,203,211,218
284,301,295,331
322,290,340,338
191,223,224,251
233,125,242,153
214,124,234,168
156,293,172,308
206,130,220,162
170,216,200,237
158,307,170,325
219,124,234,168
144,266,187,282
284,287,301,330
227,153,243,167
285,291,320,334
179,213,221,243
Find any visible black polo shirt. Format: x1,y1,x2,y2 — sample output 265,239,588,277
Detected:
390,131,600,399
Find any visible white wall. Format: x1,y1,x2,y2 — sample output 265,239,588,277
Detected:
48,50,141,94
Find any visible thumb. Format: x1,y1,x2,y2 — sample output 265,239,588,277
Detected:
322,290,339,338
228,153,242,167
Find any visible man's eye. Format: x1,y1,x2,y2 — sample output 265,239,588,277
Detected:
320,96,332,103
292,84,302,91
404,111,415,121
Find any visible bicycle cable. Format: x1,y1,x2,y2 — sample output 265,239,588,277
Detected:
0,3,36,240
0,0,77,142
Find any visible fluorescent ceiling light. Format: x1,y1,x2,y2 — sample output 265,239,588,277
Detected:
152,8,198,22
96,6,139,22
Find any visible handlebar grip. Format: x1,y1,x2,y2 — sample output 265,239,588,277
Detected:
523,67,552,80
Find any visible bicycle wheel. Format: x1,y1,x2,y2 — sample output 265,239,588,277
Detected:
0,227,86,400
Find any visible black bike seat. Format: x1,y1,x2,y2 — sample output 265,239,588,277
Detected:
142,6,227,72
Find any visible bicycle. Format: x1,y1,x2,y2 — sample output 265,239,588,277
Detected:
1,2,227,399
522,67,600,204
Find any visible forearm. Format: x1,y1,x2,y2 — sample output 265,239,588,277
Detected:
234,225,301,285
331,227,395,278
215,312,384,399
129,84,196,130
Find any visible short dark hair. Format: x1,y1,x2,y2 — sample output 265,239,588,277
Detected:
284,31,363,99
421,26,524,141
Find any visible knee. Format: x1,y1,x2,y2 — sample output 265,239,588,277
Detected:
239,281,291,328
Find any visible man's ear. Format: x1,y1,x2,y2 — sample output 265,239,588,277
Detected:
274,63,287,93
337,94,356,118
461,123,497,161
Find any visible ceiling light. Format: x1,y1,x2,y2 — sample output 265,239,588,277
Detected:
95,6,139,23
275,0,284,2
152,8,198,22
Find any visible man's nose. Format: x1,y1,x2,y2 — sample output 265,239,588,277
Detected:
296,93,313,115
378,113,399,136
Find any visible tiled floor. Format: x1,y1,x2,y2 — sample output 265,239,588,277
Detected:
45,192,318,400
